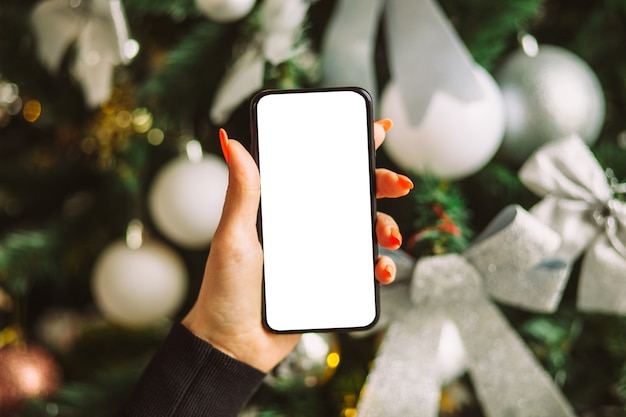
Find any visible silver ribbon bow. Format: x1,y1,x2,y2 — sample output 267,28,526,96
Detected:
320,0,482,124
31,0,136,107
357,205,575,417
519,135,626,314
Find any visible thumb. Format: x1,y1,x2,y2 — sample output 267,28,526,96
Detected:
215,129,260,236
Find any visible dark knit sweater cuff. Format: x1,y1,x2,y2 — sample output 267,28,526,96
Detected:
119,322,266,417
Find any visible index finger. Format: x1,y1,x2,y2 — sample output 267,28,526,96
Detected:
374,118,393,150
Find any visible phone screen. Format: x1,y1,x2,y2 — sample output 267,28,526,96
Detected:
251,88,378,333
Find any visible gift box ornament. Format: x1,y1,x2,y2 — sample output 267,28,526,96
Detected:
357,205,575,417
519,135,626,314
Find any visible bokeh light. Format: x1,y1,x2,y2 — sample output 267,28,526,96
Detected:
23,99,42,123
147,128,164,145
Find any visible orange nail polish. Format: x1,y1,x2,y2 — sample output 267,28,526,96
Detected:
397,174,414,190
376,118,393,132
219,128,230,164
382,265,394,281
390,228,402,246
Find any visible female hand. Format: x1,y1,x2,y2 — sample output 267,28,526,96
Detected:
182,119,412,373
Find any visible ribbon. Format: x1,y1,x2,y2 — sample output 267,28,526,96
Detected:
209,0,310,124
31,0,136,107
519,135,626,314
320,0,482,124
357,205,575,417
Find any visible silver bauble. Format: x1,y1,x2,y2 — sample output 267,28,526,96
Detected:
264,333,340,391
495,45,605,164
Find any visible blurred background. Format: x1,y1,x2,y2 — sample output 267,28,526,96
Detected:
1,0,626,416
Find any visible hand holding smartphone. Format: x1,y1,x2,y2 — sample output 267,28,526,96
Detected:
251,87,379,333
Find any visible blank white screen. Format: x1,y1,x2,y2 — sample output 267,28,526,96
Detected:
255,89,378,332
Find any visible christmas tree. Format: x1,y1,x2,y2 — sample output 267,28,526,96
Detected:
1,0,626,416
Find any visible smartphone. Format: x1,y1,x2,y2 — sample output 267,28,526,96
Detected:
251,87,379,333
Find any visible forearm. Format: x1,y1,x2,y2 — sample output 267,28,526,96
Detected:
117,322,265,417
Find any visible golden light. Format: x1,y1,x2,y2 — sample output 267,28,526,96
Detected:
115,110,132,128
327,351,341,368
342,408,357,417
147,128,164,145
132,108,153,133
22,99,42,123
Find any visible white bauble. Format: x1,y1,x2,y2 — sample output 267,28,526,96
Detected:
148,154,228,249
92,239,188,327
382,66,505,180
195,0,256,22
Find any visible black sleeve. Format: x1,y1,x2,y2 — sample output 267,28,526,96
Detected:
117,322,266,417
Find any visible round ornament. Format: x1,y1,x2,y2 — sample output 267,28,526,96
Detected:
194,0,256,22
92,239,188,327
148,154,228,249
495,45,605,164
381,66,505,180
0,344,62,414
264,333,340,391
35,308,89,353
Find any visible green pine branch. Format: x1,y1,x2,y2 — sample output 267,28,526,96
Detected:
123,0,202,21
137,20,239,119
440,0,544,69
0,228,60,297
406,175,472,258
20,362,146,417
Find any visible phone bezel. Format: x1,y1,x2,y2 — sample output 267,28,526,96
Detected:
250,86,379,334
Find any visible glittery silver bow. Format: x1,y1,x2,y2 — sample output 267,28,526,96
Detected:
357,205,575,417
320,0,482,125
520,135,626,314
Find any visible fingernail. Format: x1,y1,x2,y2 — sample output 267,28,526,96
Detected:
219,128,230,164
390,228,402,247
382,264,394,280
376,118,393,132
397,174,414,190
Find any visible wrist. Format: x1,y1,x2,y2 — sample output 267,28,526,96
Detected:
181,308,299,373
180,309,265,372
